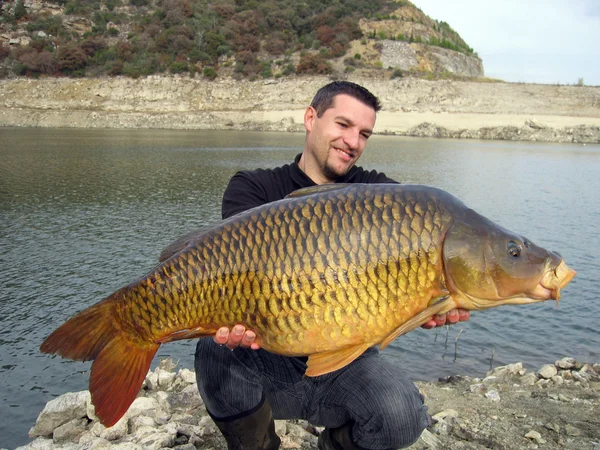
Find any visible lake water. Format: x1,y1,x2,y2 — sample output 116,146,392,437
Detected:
1,128,599,448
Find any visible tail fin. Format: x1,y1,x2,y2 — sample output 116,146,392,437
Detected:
40,292,159,427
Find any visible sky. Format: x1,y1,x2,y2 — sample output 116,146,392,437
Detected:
411,0,600,86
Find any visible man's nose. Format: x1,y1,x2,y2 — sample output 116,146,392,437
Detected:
343,130,360,150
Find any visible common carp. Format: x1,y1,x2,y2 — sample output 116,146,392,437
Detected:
41,184,575,427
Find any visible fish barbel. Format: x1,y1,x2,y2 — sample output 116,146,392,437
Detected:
40,184,576,427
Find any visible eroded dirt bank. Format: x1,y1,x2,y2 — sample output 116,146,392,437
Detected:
1,76,599,143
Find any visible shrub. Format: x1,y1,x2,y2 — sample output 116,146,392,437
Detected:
57,44,88,73
296,54,332,75
260,61,272,78
107,59,124,75
18,50,57,74
169,60,187,73
203,66,217,80
391,68,403,79
14,0,26,20
0,45,10,61
80,36,107,57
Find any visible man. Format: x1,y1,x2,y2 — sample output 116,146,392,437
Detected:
195,81,470,450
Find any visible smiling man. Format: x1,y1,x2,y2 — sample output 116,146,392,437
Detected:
194,81,469,450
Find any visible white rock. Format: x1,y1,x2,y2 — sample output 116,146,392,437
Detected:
572,371,590,384
15,437,54,450
146,372,160,390
432,409,459,422
110,443,145,450
275,420,287,436
126,396,160,419
469,383,486,394
520,373,537,386
52,418,88,443
482,375,498,384
418,429,442,448
524,430,545,444
151,390,172,411
485,390,501,402
157,369,177,388
29,391,90,437
551,375,564,386
487,362,524,377
157,358,178,372
129,415,157,433
536,378,552,388
178,368,197,384
77,435,112,449
90,414,128,440
555,357,577,369
135,429,176,449
537,364,558,379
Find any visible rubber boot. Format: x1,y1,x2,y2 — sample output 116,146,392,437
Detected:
317,422,369,450
212,399,281,450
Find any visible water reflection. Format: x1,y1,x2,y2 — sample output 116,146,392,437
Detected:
1,128,598,448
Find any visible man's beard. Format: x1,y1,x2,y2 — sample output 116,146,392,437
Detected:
323,161,347,180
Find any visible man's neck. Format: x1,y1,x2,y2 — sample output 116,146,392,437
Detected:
298,153,333,185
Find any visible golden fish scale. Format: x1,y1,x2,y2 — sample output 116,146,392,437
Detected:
120,186,454,354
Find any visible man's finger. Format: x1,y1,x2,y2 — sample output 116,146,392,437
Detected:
213,327,229,345
445,309,460,324
226,325,245,349
241,330,256,348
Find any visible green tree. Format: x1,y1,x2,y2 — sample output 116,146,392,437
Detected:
14,0,26,20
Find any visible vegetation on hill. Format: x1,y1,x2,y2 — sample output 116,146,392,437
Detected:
0,0,478,79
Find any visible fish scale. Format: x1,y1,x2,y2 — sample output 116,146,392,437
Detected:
41,183,576,427
122,184,453,355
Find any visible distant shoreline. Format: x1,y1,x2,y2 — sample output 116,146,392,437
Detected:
1,76,599,143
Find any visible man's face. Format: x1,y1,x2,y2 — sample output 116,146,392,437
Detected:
304,94,376,183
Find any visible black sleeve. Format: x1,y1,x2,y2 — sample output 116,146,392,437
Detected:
221,171,269,219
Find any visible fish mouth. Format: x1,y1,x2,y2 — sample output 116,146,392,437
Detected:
530,260,576,302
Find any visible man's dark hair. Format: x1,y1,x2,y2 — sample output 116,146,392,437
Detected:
310,81,382,117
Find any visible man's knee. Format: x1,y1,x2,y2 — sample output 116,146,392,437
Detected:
355,388,430,449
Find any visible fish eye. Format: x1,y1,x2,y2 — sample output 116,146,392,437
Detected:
507,241,521,258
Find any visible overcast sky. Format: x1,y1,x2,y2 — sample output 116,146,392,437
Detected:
412,0,600,86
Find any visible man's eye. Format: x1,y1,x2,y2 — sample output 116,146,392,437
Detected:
338,122,348,128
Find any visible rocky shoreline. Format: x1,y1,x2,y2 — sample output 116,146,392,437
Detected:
14,357,600,450
1,76,600,144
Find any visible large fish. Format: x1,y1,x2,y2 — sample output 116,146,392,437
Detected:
41,184,575,427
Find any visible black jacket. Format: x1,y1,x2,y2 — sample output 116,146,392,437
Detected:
222,154,396,219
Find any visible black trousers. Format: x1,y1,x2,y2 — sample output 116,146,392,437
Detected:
195,339,430,449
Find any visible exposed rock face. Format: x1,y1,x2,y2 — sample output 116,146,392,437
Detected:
381,41,483,76
1,76,599,143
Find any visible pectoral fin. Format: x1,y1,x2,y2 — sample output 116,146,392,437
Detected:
305,343,371,377
157,326,214,343
379,296,456,350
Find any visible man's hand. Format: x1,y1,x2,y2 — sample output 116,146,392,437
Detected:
214,324,261,350
421,309,470,329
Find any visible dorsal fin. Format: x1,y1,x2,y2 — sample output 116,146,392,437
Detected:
158,227,211,262
285,183,354,199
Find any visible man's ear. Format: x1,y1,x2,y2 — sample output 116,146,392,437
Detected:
304,106,316,131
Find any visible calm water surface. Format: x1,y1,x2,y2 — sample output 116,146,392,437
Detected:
1,128,598,448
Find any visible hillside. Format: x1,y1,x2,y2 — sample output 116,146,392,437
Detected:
0,0,483,79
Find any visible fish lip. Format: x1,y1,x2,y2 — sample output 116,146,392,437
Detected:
534,259,577,302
